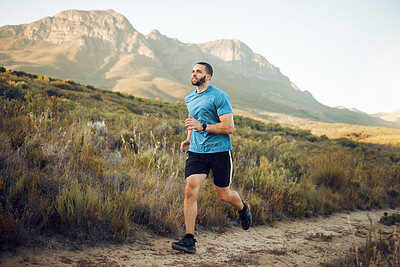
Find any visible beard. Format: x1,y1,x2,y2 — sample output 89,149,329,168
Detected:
191,75,206,86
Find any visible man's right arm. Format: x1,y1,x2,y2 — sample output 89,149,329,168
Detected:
180,129,192,152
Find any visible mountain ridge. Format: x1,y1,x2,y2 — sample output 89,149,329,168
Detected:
0,9,398,129
372,107,400,124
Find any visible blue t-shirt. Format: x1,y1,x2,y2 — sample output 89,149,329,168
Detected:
185,85,233,153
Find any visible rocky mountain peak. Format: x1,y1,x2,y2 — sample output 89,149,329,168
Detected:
145,29,183,47
198,39,255,62
146,29,164,41
195,39,286,82
0,9,142,52
53,9,136,34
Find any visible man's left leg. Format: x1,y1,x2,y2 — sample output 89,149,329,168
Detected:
212,151,252,230
215,186,243,210
215,185,252,230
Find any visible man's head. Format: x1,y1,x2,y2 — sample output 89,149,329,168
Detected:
191,62,213,87
196,62,213,78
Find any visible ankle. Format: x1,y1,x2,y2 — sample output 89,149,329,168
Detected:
185,233,194,239
239,201,247,212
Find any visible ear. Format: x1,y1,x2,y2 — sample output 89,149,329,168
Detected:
206,74,212,81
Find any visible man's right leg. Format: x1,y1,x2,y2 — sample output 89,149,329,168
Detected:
172,173,206,253
184,174,207,235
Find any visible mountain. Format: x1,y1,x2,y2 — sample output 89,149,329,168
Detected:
335,106,367,114
0,9,399,128
371,108,400,124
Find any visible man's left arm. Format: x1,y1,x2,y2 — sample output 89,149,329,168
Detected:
184,113,234,134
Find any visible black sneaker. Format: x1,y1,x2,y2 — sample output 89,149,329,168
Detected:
172,235,197,253
239,201,252,230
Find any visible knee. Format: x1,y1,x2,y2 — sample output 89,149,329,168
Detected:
185,185,198,201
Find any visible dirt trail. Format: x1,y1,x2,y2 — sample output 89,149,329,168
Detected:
1,209,399,266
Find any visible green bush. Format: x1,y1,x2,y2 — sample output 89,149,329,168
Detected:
0,83,25,101
309,151,351,190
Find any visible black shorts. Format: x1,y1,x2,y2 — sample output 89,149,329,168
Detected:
185,151,233,188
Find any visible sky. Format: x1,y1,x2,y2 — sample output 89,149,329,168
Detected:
1,0,399,114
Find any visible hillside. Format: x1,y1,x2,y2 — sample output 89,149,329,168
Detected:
372,107,400,124
0,9,398,128
1,67,400,254
234,110,400,147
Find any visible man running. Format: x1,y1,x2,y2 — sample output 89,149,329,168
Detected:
172,62,252,254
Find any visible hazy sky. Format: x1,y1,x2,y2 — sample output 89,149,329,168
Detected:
1,0,399,113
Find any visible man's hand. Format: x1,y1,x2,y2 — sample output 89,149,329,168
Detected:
184,116,202,131
180,140,190,152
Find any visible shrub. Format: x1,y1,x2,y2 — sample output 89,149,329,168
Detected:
45,88,63,98
111,188,136,242
90,92,102,101
309,151,351,190
0,83,25,101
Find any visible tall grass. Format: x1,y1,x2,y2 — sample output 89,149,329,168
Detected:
0,67,399,249
326,214,400,266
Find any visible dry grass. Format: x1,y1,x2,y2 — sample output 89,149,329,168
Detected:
325,214,400,266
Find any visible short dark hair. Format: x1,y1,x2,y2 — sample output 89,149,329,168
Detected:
196,62,213,77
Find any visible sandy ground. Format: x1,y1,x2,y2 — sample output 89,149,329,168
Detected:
1,208,399,267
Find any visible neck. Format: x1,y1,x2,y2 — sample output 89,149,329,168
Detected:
196,84,209,93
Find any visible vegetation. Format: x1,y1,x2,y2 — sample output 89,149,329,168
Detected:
325,213,400,266
0,67,399,250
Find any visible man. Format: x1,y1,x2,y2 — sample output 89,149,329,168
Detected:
172,62,252,254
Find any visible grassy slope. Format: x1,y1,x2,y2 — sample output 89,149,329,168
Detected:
0,67,399,250
235,109,400,147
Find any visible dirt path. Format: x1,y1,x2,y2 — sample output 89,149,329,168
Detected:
1,208,399,266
